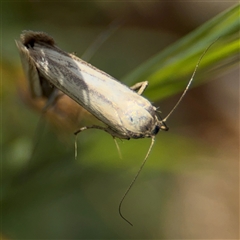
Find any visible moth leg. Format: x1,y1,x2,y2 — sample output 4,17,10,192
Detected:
42,88,62,112
74,125,110,159
74,125,125,159
114,138,122,159
74,125,109,135
130,81,148,95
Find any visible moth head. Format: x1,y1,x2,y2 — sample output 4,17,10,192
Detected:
158,120,169,132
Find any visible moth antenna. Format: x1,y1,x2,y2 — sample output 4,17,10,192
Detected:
163,39,218,123
119,137,155,226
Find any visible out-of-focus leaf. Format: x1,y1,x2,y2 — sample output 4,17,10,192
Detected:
123,4,240,101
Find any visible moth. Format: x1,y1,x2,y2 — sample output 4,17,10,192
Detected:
16,30,215,225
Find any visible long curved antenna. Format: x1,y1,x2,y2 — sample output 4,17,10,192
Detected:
162,39,218,123
119,137,155,226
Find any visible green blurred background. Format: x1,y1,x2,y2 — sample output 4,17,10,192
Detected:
1,1,239,239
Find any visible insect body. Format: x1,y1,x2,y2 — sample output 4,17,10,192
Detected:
16,30,216,226
16,31,168,140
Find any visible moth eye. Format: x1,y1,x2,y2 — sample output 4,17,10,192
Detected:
152,125,160,135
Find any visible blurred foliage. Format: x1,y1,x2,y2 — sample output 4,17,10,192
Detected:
123,4,240,100
1,2,239,239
